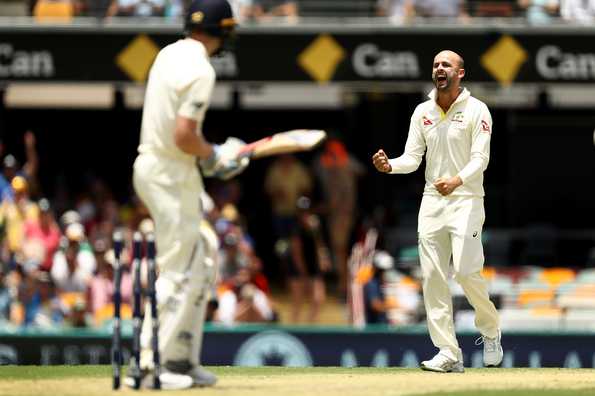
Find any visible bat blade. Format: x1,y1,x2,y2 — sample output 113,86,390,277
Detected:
240,129,327,159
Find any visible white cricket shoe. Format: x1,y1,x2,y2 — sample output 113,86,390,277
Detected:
477,329,503,367
124,368,193,390
420,352,464,373
187,366,218,387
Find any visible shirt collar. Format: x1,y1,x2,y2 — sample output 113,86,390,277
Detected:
428,87,470,105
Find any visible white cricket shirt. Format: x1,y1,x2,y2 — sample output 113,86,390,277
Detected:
388,88,492,197
137,38,215,164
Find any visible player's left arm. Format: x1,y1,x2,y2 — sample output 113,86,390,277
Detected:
435,103,492,195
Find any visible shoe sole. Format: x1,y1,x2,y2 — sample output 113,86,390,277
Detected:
124,374,193,390
420,364,464,373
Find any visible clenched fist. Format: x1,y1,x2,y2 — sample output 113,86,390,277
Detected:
372,149,392,173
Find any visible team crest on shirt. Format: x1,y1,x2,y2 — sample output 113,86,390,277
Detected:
422,116,433,126
481,120,491,133
452,112,464,123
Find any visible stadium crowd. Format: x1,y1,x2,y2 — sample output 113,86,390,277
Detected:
0,129,385,329
0,130,284,330
1,0,591,24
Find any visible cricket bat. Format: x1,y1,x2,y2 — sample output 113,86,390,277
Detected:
238,129,327,159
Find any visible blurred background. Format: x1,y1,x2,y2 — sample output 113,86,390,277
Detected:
0,0,594,367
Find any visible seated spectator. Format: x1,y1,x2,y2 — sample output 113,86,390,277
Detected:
24,198,61,272
51,222,96,293
363,251,396,325
244,0,298,22
87,242,132,325
414,0,469,19
377,0,414,23
518,0,559,24
60,210,82,230
0,265,11,322
21,271,66,328
33,0,77,21
107,0,165,17
560,0,595,23
85,0,113,17
64,296,87,327
216,267,275,326
218,226,251,282
228,0,253,21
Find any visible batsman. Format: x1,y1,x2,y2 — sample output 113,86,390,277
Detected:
130,0,248,389
372,50,503,373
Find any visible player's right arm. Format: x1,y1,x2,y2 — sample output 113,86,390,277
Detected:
173,116,214,159
175,76,216,159
177,76,249,179
372,108,426,174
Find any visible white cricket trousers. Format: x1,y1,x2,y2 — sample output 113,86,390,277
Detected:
133,152,213,369
418,194,499,362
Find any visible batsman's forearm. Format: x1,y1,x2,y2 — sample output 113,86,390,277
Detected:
175,129,214,159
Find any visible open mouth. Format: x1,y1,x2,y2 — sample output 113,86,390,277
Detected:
436,75,447,84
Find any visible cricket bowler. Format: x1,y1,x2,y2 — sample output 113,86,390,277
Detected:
372,50,503,373
130,0,248,389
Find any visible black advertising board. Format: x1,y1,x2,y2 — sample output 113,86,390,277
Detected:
1,24,594,85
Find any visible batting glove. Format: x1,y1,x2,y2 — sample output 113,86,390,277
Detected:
200,137,250,180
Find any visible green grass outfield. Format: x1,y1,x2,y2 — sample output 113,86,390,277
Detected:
1,366,595,396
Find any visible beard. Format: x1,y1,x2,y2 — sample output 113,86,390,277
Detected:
432,72,451,90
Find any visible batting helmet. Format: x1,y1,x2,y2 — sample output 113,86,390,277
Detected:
184,0,236,38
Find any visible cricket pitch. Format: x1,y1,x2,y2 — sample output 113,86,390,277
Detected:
1,366,595,396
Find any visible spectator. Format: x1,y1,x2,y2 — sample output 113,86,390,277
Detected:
21,271,65,328
518,0,559,24
85,0,113,17
33,0,80,20
1,131,40,199
24,198,61,272
60,210,82,231
288,196,330,323
377,0,414,23
241,0,298,22
560,0,595,23
0,165,11,203
51,222,96,293
313,138,364,295
216,267,275,326
414,0,469,19
363,251,396,325
218,225,251,282
264,154,313,246
87,242,132,325
0,265,11,322
228,0,252,21
107,0,165,16
0,176,39,267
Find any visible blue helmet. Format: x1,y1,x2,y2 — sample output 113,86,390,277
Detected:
185,0,237,38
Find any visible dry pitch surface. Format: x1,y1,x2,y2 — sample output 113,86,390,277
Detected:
1,366,595,396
